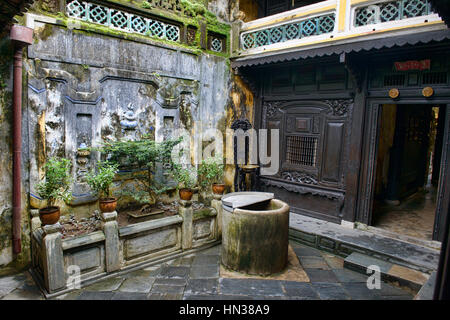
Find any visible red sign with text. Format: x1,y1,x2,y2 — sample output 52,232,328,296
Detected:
394,59,430,71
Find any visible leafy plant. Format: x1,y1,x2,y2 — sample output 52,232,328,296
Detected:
36,157,73,207
172,164,197,189
198,156,224,187
99,136,182,205
86,161,119,199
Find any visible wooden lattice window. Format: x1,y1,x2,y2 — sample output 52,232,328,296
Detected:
286,135,318,167
384,74,405,86
422,72,447,84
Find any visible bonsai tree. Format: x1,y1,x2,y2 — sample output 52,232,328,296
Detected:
172,164,197,200
86,161,119,212
36,157,72,224
198,156,225,194
99,136,182,211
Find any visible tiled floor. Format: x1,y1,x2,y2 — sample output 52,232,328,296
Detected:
372,184,437,241
0,241,414,300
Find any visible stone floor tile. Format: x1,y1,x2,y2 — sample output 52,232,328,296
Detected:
184,279,218,295
118,277,156,293
53,290,83,300
0,286,17,299
148,293,183,300
171,256,195,267
192,255,220,266
322,254,345,269
153,278,186,286
251,295,285,300
1,288,44,300
379,295,412,300
312,283,351,300
378,282,415,297
332,269,369,283
198,246,221,256
281,281,318,299
0,274,26,290
151,284,185,294
293,246,322,257
111,292,148,300
387,264,429,286
299,256,330,269
184,294,253,300
84,276,125,291
76,291,115,300
158,266,190,279
219,278,284,297
190,265,219,279
304,269,339,283
127,267,161,278
341,282,383,300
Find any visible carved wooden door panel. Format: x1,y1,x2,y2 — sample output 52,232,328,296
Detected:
259,99,353,223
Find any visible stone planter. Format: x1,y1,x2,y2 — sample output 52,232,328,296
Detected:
31,200,222,297
221,192,289,276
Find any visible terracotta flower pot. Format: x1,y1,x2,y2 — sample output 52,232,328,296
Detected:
212,183,225,195
99,197,117,213
39,206,61,226
179,188,193,201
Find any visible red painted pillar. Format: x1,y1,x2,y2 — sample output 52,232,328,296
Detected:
9,25,33,254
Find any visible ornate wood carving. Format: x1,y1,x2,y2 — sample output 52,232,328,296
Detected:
260,178,344,203
324,99,353,117
281,171,318,185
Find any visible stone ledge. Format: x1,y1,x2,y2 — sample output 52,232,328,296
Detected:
289,213,440,274
344,252,429,292
119,215,183,237
62,231,105,251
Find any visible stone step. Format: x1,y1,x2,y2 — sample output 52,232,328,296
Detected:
414,271,437,300
344,252,430,292
289,214,440,274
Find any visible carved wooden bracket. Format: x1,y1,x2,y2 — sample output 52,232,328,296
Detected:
340,52,364,93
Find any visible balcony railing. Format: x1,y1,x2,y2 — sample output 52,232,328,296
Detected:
354,0,433,27
241,13,335,50
66,0,181,42
237,0,441,54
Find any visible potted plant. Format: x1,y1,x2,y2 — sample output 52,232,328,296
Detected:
172,164,197,201
36,157,72,225
99,136,181,212
86,161,119,213
199,156,225,195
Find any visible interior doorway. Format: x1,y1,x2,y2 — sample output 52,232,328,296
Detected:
371,104,446,242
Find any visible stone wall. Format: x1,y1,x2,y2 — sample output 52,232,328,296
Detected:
0,0,235,275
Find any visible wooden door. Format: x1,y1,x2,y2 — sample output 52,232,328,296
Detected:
386,105,432,201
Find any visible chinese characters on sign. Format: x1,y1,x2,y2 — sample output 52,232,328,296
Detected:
394,59,431,71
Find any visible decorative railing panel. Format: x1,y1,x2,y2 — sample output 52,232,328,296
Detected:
241,13,335,50
66,0,180,42
354,0,433,27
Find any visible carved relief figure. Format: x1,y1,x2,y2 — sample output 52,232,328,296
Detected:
120,103,139,140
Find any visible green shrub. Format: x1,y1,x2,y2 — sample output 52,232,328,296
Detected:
36,157,72,207
198,156,224,187
86,161,119,199
99,136,182,205
172,164,197,189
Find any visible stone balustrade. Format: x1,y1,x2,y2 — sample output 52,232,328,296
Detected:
30,197,223,297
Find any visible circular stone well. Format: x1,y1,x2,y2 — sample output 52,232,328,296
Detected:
221,192,290,276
